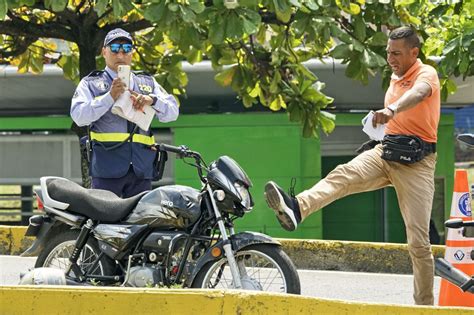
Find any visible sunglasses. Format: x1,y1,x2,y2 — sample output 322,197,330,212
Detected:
108,43,133,54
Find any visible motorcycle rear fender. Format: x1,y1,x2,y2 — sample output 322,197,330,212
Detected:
187,231,280,287
21,219,70,257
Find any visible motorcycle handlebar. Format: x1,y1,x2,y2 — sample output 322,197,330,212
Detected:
445,218,474,228
159,143,186,155
157,143,202,160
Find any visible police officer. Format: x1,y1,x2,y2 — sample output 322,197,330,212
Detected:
71,28,179,198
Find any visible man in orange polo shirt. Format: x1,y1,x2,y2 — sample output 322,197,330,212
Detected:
265,26,440,305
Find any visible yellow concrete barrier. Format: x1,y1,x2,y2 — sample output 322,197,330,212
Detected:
0,225,33,256
0,286,471,315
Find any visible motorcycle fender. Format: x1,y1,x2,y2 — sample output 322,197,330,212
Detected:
21,220,69,257
188,231,280,287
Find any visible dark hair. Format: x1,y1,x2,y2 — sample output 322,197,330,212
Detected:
389,26,421,49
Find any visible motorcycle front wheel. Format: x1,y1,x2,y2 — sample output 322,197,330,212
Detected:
191,244,301,294
35,229,115,280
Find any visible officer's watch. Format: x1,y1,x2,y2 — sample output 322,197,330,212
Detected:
387,103,398,116
149,94,158,106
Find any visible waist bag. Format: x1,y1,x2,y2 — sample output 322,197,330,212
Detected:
381,134,435,164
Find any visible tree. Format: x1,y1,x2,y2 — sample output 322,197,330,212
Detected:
1,0,473,185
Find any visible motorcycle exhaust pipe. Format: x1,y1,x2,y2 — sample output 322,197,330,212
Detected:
435,258,474,294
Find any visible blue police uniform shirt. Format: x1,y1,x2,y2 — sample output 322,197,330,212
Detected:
70,66,179,179
71,66,178,127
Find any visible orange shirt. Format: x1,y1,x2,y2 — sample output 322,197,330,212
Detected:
384,59,440,143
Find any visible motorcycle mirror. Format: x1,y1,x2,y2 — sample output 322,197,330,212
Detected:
457,133,474,147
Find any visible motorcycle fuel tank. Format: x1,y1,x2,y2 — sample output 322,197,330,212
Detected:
124,185,201,229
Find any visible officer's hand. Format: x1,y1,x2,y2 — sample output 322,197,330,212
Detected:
130,91,153,112
372,108,394,128
110,78,126,101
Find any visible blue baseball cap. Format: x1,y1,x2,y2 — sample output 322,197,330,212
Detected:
103,28,133,46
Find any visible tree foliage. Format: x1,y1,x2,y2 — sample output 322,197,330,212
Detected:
1,0,473,138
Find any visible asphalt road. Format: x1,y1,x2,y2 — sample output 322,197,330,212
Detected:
0,255,441,305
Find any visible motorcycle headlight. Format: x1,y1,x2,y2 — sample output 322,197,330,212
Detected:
234,182,252,211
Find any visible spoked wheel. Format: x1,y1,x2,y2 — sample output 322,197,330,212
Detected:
192,244,300,294
35,230,115,280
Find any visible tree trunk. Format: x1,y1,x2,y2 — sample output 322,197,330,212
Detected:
72,43,99,188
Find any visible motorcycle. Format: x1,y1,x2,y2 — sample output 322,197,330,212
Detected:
22,143,301,293
435,218,474,294
434,133,474,295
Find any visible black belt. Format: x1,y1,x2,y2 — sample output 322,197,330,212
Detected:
424,141,436,154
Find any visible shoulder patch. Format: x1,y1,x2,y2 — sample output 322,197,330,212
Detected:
132,70,152,77
85,70,105,79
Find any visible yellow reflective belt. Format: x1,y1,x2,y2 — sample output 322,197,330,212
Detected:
90,132,155,146
132,134,155,146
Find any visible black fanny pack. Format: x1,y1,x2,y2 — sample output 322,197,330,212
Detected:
381,134,436,164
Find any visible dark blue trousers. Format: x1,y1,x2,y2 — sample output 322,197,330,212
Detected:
92,166,151,198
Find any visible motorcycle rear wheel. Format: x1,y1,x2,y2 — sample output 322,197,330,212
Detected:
191,244,301,294
35,229,115,280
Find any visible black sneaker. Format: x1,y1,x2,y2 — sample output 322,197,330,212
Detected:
264,181,301,231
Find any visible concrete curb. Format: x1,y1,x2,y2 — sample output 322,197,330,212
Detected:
279,238,445,274
0,226,445,274
1,286,471,315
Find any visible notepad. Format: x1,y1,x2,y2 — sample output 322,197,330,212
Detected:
111,91,155,131
362,111,385,141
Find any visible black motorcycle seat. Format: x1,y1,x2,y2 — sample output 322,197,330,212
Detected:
47,178,147,223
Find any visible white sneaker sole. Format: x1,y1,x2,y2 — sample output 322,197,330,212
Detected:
264,182,297,231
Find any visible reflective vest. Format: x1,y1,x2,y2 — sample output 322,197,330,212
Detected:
84,70,157,179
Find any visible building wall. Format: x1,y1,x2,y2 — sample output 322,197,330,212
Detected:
0,112,454,242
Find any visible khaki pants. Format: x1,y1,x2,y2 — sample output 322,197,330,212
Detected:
297,145,436,305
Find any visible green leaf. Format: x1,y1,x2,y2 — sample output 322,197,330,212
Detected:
303,115,313,137
459,54,470,74
302,86,325,102
231,66,244,91
144,2,167,22
319,110,336,134
180,5,196,23
330,25,352,44
209,17,226,44
304,0,319,10
345,57,362,79
270,71,281,93
353,16,366,41
215,66,237,87
112,0,124,17
273,0,292,23
241,14,260,34
189,0,205,14
269,95,286,111
330,43,351,59
242,94,255,108
51,0,68,12
185,49,202,64
168,3,179,12
94,0,109,17
443,36,460,55
367,32,388,46
293,13,311,36
0,0,7,20
288,102,303,122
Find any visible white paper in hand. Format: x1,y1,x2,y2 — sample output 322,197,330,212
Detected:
362,111,385,141
111,91,155,131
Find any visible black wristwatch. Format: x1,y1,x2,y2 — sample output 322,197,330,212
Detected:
387,103,398,116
